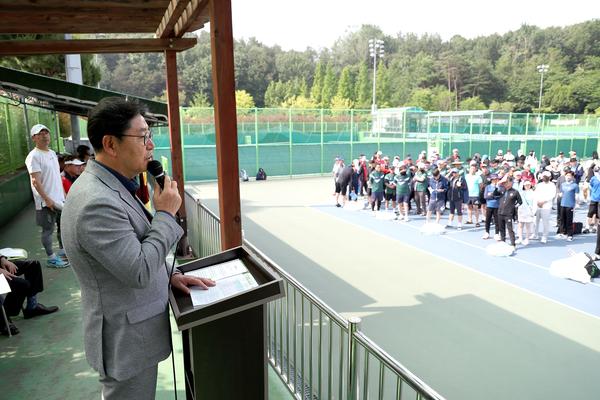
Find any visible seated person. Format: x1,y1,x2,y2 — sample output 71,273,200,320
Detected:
0,252,59,336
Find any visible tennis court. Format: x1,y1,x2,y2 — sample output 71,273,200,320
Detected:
192,176,600,400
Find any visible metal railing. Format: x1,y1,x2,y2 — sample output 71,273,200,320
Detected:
184,190,446,400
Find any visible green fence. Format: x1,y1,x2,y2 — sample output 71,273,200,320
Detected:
153,108,600,181
2,101,600,181
0,98,64,175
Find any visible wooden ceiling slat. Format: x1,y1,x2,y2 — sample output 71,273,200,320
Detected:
0,38,197,55
174,0,209,37
0,14,163,34
156,0,191,39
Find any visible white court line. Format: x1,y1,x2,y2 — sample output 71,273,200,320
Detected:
312,206,600,321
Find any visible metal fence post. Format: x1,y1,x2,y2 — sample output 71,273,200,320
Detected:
583,114,590,157
289,108,293,177
350,109,354,160
488,111,493,157
524,113,529,153
4,103,14,170
507,112,512,151
320,108,324,174
347,317,361,400
255,107,259,174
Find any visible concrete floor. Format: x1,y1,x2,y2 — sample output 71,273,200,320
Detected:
0,204,291,400
189,176,600,400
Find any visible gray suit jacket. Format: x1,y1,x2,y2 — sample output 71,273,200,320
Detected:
61,160,183,381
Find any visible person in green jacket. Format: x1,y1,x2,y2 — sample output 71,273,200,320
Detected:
369,164,385,212
384,168,397,210
394,164,413,221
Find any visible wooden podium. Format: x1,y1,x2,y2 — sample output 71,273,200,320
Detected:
169,246,285,400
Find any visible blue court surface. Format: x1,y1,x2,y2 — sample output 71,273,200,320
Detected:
313,203,600,319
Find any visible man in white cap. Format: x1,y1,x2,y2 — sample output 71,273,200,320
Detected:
25,124,68,268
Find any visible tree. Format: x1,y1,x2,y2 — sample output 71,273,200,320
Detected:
330,95,353,110
354,62,371,108
489,101,515,112
321,62,337,107
336,66,354,102
310,61,325,106
264,81,287,107
432,86,456,111
407,88,434,110
236,90,255,109
282,95,318,109
375,61,391,107
459,96,487,110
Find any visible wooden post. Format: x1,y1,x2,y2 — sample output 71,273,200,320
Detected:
209,0,242,250
165,49,191,256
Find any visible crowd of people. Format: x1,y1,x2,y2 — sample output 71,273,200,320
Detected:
332,147,600,255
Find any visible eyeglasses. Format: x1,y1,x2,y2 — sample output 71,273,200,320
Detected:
117,130,153,145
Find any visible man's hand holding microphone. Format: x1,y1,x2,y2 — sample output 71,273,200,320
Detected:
147,160,215,294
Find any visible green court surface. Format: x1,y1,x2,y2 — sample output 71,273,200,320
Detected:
190,176,600,400
0,204,291,400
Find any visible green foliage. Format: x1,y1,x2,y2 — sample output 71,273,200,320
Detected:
354,62,371,108
489,101,515,112
80,20,600,113
190,92,211,107
336,66,354,102
235,90,255,109
407,88,434,110
459,96,487,110
330,95,353,110
310,61,325,106
321,62,337,108
281,95,318,109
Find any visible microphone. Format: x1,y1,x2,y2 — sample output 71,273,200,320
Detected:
147,160,165,189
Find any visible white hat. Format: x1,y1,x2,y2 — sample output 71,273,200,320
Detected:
30,124,50,137
65,159,86,166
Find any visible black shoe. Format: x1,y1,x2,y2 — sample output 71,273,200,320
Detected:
336,203,342,208
0,322,19,336
23,303,59,319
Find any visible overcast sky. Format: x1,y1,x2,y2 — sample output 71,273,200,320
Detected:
225,0,598,51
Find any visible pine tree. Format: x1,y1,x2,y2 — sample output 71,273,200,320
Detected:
375,61,390,107
321,62,337,108
355,62,371,108
310,61,324,106
336,66,354,103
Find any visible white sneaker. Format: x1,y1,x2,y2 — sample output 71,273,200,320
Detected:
522,239,529,246
529,234,539,240
515,238,522,245
511,246,516,254
567,236,573,242
404,216,409,222
494,234,501,241
556,233,566,239
482,232,490,239
541,237,547,244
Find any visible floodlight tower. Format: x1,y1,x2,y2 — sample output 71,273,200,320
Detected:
369,39,385,113
537,64,549,110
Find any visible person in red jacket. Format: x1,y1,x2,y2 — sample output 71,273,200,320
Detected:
61,155,86,195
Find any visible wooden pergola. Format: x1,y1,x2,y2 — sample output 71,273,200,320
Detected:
0,0,242,251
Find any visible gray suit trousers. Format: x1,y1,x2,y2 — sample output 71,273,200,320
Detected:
100,364,158,400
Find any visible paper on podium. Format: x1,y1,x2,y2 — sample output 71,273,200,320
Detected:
186,259,259,307
0,274,11,295
0,248,28,259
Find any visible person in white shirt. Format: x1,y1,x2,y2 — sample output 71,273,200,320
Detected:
25,124,68,268
532,171,556,244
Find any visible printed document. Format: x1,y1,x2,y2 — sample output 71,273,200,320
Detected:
186,259,258,307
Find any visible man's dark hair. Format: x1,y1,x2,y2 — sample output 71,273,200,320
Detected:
505,176,514,183
87,97,147,152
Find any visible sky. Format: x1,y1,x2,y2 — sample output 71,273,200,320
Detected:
225,0,598,51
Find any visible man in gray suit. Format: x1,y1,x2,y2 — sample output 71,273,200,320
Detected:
61,97,215,399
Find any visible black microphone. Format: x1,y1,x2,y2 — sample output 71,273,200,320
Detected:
147,160,165,189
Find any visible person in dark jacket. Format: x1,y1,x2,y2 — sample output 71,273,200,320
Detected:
446,168,467,229
426,169,448,224
494,176,522,249
483,174,501,240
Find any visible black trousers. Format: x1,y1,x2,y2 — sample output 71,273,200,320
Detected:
498,214,516,246
559,206,574,236
595,228,600,255
3,259,44,317
485,207,499,234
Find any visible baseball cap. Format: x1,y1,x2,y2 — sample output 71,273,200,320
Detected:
490,174,499,180
30,124,50,137
542,171,552,178
451,168,458,173
65,159,86,166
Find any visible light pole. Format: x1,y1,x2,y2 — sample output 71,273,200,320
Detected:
369,39,385,113
537,64,549,110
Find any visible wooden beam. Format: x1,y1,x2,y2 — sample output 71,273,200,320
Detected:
0,1,168,10
0,13,162,34
0,38,197,55
156,0,191,39
174,0,209,37
209,0,242,250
